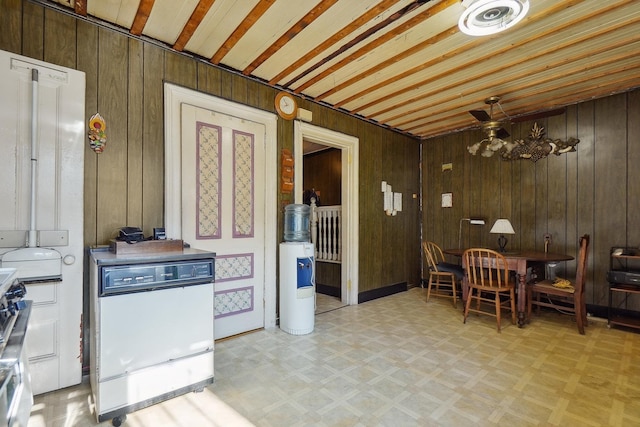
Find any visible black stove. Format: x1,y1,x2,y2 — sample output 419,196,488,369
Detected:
0,270,27,350
0,268,32,427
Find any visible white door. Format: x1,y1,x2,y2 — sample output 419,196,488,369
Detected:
0,50,85,394
180,104,266,339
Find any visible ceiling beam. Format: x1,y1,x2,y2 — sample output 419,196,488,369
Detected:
74,0,86,16
242,0,339,76
344,0,587,115
292,0,457,93
173,0,216,52
210,0,276,65
384,32,640,127
130,0,155,36
268,0,400,86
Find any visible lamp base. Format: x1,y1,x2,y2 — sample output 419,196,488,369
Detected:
497,235,508,252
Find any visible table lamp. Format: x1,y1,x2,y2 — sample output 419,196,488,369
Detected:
458,218,485,248
490,219,515,252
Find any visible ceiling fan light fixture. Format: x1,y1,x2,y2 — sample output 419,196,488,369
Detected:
459,0,529,36
487,136,506,151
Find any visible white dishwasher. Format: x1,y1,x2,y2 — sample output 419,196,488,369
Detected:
89,248,215,426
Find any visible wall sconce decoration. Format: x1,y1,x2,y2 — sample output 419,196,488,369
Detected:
500,123,580,161
88,113,107,153
381,181,402,216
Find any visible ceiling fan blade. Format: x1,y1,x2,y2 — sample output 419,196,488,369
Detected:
510,107,567,123
497,128,510,139
469,109,491,122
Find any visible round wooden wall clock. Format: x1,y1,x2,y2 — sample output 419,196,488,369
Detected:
275,91,298,120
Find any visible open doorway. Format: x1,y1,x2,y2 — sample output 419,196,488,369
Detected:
294,122,359,306
302,144,343,313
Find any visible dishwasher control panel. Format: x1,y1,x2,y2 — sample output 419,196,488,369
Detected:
99,259,214,296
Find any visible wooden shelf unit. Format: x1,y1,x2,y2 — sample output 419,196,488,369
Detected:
607,247,640,330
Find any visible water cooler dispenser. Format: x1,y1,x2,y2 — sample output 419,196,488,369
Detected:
279,241,315,335
280,204,314,334
280,234,316,335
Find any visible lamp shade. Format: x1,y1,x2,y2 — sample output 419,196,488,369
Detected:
490,219,515,234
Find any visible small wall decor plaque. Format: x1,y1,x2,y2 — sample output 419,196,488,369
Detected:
88,113,107,153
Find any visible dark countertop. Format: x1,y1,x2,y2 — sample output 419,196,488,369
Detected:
89,245,216,266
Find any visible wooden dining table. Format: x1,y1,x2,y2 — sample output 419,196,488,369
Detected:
443,248,574,327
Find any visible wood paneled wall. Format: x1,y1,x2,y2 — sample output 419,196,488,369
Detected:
5,0,638,313
303,148,342,206
422,89,640,308
0,0,422,295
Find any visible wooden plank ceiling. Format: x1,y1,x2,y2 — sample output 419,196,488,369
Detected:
40,0,640,140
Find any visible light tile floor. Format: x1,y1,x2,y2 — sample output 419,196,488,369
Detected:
315,292,347,315
29,287,640,426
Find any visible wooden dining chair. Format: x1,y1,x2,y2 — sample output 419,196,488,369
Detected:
527,234,590,334
463,248,516,332
423,241,463,308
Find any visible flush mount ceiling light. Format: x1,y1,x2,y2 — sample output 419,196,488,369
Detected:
458,0,530,36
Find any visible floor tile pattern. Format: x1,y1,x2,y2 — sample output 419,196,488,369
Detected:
315,293,347,314
29,287,640,426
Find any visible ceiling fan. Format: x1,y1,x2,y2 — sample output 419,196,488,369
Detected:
467,96,510,157
469,95,511,137
467,96,566,157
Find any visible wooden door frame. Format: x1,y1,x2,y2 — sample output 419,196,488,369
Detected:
164,83,278,330
294,121,359,305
